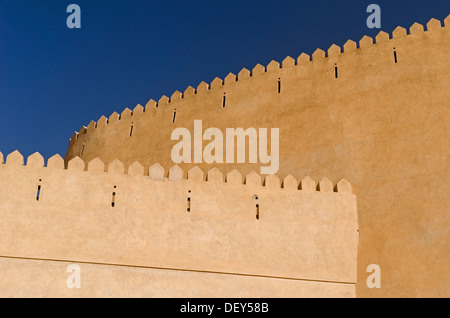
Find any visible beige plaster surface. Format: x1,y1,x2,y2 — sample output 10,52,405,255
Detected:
0,154,358,297
0,257,355,298
64,18,450,297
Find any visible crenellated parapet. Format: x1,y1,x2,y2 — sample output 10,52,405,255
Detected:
1,151,353,194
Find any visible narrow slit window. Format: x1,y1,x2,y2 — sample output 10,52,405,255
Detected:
36,185,41,201
187,197,191,212
80,145,85,157
111,192,116,207
335,64,338,78
394,49,398,63
172,110,177,124
130,123,134,137
256,204,260,220
277,78,281,94
222,94,226,108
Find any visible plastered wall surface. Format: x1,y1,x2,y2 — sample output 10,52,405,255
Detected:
0,257,355,298
0,152,358,297
64,17,450,297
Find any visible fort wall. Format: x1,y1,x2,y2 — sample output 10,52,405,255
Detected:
0,151,358,297
0,257,355,298
63,16,450,297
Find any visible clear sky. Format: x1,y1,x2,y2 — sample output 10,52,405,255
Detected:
0,0,449,159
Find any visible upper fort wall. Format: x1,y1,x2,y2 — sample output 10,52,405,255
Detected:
63,15,450,297
0,150,358,296
65,17,449,175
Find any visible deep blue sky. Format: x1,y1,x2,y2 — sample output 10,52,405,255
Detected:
0,0,449,160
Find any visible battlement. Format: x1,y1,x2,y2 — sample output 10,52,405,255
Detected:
0,150,358,290
1,151,354,192
68,16,449,142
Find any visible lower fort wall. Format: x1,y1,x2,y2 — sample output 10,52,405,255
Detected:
0,152,358,297
0,257,355,298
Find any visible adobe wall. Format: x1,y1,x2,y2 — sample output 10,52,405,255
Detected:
0,151,358,297
64,17,450,297
0,257,355,298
